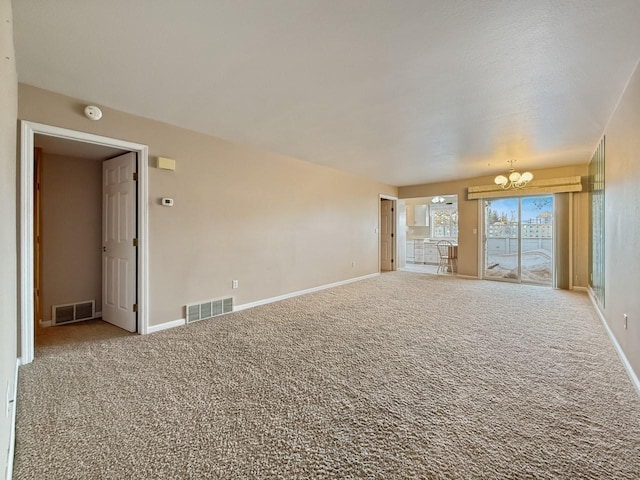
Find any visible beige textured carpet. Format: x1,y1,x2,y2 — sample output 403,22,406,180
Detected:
14,273,640,479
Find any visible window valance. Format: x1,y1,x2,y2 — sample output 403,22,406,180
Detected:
467,176,583,200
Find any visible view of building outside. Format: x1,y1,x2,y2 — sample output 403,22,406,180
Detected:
485,196,553,284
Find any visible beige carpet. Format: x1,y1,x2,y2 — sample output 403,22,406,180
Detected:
14,272,640,479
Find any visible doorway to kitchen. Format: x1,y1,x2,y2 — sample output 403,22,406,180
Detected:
482,195,554,285
400,195,458,274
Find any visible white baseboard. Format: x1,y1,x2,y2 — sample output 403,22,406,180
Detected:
234,273,380,312
40,311,103,328
572,286,588,292
145,273,380,334
7,358,19,480
147,318,185,334
586,288,640,395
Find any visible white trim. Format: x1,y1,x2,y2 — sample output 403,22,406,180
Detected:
7,358,19,480
147,318,186,334
141,274,381,334
39,311,104,328
19,121,150,364
234,273,380,312
19,122,34,364
572,286,588,292
587,288,640,395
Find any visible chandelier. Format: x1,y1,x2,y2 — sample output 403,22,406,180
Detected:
494,160,533,189
431,196,445,204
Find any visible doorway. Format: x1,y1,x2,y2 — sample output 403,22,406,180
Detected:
482,195,554,285
399,195,458,275
379,195,397,272
20,121,149,365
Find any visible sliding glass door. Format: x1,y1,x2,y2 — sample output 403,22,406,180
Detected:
483,195,554,285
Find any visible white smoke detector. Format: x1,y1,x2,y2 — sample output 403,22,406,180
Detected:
84,105,103,121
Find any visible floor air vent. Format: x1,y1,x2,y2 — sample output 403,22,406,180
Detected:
186,297,233,324
52,300,96,325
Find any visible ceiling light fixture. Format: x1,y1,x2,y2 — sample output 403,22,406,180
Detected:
431,196,445,204
494,160,533,189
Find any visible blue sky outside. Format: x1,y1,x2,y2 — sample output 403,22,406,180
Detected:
487,196,553,223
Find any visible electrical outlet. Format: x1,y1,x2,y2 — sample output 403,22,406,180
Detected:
352,261,356,267
624,314,628,330
232,280,238,289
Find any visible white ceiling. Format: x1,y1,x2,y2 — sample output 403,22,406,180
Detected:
13,0,640,186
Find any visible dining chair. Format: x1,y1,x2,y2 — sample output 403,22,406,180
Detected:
436,240,457,274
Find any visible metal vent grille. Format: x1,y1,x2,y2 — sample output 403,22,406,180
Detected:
52,300,96,325
54,305,75,324
75,302,94,320
185,297,234,324
223,297,233,314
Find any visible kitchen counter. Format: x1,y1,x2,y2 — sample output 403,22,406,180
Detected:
406,238,458,266
407,238,457,244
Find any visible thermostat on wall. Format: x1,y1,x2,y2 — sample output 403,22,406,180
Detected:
161,198,174,207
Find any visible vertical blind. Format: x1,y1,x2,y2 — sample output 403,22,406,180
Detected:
553,193,571,289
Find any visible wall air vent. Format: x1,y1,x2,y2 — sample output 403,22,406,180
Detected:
185,297,234,324
52,300,96,325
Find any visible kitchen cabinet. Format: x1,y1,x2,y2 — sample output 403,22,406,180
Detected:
407,240,445,265
414,240,425,262
407,204,429,226
406,207,415,226
406,240,415,262
423,242,440,264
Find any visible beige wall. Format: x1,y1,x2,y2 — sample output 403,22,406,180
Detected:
40,154,102,322
0,0,17,477
600,61,640,378
19,84,397,326
399,164,589,282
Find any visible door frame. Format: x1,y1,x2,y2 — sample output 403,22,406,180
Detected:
479,194,554,285
379,194,398,272
19,121,150,364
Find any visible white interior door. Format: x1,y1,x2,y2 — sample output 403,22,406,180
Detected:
380,199,393,271
103,152,137,332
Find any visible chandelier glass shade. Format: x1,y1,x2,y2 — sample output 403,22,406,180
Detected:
494,160,533,189
431,196,445,204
